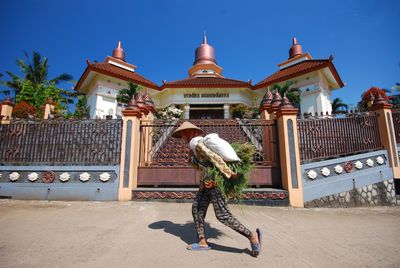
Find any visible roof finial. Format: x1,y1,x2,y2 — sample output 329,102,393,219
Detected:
289,37,303,59
193,33,216,65
112,40,126,62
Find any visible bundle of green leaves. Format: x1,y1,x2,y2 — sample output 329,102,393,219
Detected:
204,142,255,201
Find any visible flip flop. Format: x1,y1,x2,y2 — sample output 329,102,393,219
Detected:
187,243,212,251
250,228,263,257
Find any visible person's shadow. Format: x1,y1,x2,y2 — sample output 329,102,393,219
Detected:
148,220,252,255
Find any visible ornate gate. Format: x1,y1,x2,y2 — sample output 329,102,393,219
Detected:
138,119,280,187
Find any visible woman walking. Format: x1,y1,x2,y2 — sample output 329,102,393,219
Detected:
171,122,262,257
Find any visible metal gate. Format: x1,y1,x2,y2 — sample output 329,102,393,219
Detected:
138,119,280,187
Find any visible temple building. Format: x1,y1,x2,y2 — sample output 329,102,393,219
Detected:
75,36,344,119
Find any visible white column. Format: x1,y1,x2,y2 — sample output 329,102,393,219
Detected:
184,104,190,119
223,104,230,119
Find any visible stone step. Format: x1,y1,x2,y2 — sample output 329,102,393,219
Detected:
132,187,289,206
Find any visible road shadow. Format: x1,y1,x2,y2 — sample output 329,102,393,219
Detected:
148,220,251,255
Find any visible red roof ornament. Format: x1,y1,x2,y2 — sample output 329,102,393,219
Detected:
276,97,299,117
289,37,303,59
270,91,283,112
112,41,126,62
370,93,393,111
260,90,273,112
143,93,156,114
2,97,14,106
193,34,217,65
134,93,147,114
123,97,142,118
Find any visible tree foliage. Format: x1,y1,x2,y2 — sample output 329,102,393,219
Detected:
358,87,389,111
271,81,300,108
73,95,90,119
12,101,37,118
1,51,75,118
4,51,73,93
231,104,259,119
331,98,348,114
16,80,74,117
116,82,143,104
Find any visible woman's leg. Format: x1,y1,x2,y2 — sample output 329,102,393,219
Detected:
210,188,253,239
192,189,211,241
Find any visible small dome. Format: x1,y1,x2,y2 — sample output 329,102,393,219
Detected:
112,41,126,61
193,35,216,65
289,37,303,59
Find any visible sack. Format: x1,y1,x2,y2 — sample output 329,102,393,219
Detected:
203,133,240,162
189,136,204,151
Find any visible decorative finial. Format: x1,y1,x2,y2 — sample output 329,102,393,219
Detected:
193,34,216,65
2,96,14,106
271,91,283,111
260,89,274,112
373,93,385,105
289,37,303,59
134,92,147,114
203,32,207,44
279,97,295,109
143,93,156,113
112,41,126,61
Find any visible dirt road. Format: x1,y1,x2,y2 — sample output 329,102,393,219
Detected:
0,200,399,268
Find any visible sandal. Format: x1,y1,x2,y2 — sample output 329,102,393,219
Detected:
187,243,212,251
250,228,262,257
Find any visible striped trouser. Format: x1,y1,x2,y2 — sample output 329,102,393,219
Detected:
192,187,252,240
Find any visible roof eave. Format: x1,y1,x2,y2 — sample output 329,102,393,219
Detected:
159,84,253,90
327,62,345,88
90,65,160,90
254,62,330,90
74,64,92,92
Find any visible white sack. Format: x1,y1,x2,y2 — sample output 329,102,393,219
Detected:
189,136,204,151
203,133,240,162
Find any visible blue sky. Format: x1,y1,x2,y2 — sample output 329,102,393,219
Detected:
1,0,399,110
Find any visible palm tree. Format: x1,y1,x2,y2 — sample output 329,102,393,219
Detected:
117,82,143,103
331,98,348,114
3,51,73,93
1,52,76,117
271,81,300,108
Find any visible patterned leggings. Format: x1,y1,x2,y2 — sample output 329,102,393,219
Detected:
192,187,252,240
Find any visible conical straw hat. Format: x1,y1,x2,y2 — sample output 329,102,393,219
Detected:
171,121,204,138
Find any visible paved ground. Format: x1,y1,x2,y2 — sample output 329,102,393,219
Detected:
0,200,399,268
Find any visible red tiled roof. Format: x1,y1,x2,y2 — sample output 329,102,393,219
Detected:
75,61,159,91
160,77,252,90
254,59,344,89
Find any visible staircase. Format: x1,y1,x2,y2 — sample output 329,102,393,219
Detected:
152,120,252,165
132,187,289,206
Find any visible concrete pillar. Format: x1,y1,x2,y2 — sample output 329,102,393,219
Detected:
370,95,400,178
0,98,14,124
183,104,190,119
43,98,55,119
118,98,143,201
276,97,304,207
223,104,230,119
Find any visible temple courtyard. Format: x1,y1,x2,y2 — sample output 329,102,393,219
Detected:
0,200,399,267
